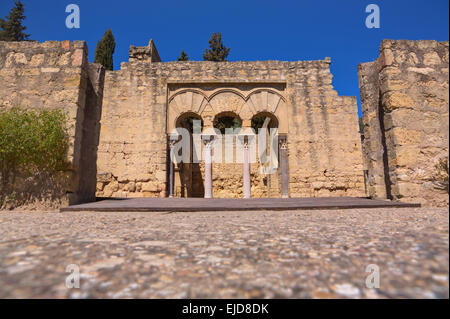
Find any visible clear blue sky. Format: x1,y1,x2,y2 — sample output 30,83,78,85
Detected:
1,0,449,116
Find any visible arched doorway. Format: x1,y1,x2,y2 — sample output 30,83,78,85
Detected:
174,112,204,197
251,112,281,197
251,112,278,131
167,86,289,198
209,112,245,198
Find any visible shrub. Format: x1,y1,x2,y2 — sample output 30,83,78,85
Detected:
0,107,69,192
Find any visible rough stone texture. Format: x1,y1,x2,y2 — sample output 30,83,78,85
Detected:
0,208,448,298
97,41,365,199
358,60,388,199
3,39,446,206
0,40,104,206
358,40,449,207
129,39,161,63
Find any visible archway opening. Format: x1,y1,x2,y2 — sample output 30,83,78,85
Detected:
213,112,242,134
251,112,280,197
174,112,204,198
251,112,278,131
176,112,203,133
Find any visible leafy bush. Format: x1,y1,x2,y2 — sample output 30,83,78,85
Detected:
432,158,449,194
0,107,69,191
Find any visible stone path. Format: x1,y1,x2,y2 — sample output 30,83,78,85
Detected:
0,207,448,298
61,197,420,212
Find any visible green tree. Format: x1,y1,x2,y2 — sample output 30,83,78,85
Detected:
177,50,189,61
94,29,116,71
0,1,30,41
203,32,230,62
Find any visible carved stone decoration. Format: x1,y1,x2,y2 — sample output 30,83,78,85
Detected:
168,86,288,134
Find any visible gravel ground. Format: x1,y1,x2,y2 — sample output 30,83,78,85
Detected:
0,207,448,299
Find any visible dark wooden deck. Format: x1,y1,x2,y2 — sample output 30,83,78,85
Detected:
60,197,420,212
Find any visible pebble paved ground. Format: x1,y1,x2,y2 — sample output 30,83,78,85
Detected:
0,207,448,299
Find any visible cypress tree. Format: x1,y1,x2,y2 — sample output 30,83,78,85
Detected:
0,1,30,41
203,32,230,62
94,29,116,71
177,50,189,61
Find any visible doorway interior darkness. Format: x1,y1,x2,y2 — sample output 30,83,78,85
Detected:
175,113,204,197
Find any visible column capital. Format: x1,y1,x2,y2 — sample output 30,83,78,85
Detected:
168,139,177,148
279,139,288,150
202,139,214,148
243,141,251,199
168,132,180,146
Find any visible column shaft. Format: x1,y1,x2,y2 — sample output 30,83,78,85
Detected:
204,143,212,198
169,145,175,197
280,142,289,198
243,144,251,198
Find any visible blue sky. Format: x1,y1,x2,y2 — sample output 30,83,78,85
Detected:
1,0,449,115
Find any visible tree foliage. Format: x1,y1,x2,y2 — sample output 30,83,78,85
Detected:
0,1,30,41
213,116,241,134
94,29,116,71
178,50,189,61
203,32,230,62
251,115,276,132
178,116,203,133
0,107,69,190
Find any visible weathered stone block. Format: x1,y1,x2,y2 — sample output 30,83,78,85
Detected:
71,49,84,66
29,54,45,66
41,67,60,73
142,182,158,192
383,92,414,110
423,52,442,66
359,39,449,207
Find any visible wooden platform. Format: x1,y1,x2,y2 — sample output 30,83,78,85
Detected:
60,197,420,212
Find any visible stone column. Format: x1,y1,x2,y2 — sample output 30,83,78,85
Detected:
203,140,213,199
280,138,289,198
243,141,251,199
168,140,175,198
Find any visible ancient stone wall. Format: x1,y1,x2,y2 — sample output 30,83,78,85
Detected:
359,39,449,207
0,40,104,207
287,59,364,197
3,39,446,205
97,43,365,198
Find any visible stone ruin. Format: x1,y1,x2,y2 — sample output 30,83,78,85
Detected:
0,39,448,207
